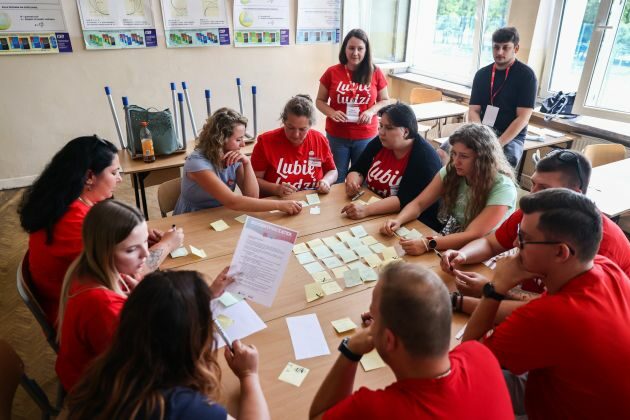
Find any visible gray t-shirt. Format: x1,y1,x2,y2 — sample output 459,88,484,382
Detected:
173,149,241,215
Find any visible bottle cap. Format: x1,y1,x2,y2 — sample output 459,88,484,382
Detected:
140,121,148,127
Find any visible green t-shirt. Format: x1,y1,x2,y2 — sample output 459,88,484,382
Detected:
438,166,516,228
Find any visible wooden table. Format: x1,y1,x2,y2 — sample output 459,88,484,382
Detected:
119,141,257,220
586,158,630,219
151,186,493,418
410,101,468,136
151,185,384,270
214,268,471,419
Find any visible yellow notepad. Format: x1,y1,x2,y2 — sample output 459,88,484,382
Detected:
278,362,309,387
304,283,324,302
190,245,207,259
331,317,357,333
312,271,333,283
361,349,387,371
321,281,343,295
210,219,230,231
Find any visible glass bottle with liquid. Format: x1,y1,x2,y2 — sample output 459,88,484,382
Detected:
139,121,156,163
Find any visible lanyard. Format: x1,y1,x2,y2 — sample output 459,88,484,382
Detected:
490,61,514,106
344,66,358,97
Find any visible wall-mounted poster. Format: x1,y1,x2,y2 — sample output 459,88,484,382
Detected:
160,0,230,48
233,0,289,47
0,0,72,55
296,0,340,45
76,0,157,49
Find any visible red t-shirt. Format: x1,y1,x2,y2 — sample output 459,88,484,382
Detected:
494,209,630,293
55,280,126,391
319,64,388,140
251,127,336,190
323,341,512,420
365,148,410,198
484,256,630,419
28,200,91,326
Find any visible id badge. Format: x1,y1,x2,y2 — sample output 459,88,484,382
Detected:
308,156,322,168
482,105,499,127
390,184,399,196
346,104,360,123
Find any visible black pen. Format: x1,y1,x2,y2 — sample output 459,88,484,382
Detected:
433,248,443,259
214,318,234,353
351,191,365,201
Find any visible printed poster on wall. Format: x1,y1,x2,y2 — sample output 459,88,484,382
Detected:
76,0,157,49
296,0,340,45
232,0,289,47
160,0,230,48
0,0,72,55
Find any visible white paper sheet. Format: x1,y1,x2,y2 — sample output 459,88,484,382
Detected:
227,217,298,307
286,314,330,360
213,300,267,349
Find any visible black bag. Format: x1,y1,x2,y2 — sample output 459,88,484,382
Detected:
127,105,181,156
540,91,577,121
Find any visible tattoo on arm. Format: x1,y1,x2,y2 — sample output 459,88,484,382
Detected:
146,249,164,272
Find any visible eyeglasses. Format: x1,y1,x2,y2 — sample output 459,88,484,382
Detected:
546,149,585,191
517,224,575,255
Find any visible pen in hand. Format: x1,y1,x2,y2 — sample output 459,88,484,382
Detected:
214,318,234,353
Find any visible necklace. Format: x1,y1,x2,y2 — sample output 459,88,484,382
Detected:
434,367,452,379
78,195,94,207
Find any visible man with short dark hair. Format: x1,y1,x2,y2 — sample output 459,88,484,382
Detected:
469,27,537,167
463,189,630,418
309,262,512,419
442,149,630,319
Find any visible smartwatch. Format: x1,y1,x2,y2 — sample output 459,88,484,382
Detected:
427,236,438,250
482,282,506,301
338,337,362,362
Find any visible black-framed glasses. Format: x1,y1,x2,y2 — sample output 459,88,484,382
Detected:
546,149,585,191
517,224,575,255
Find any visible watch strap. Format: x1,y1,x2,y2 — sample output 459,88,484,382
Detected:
483,282,506,301
338,337,362,362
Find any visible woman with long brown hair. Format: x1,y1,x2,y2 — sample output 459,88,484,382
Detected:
381,123,516,255
66,270,269,420
174,107,302,215
56,200,228,392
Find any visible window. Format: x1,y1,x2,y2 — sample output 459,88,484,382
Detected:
542,0,630,122
342,0,410,64
409,0,511,85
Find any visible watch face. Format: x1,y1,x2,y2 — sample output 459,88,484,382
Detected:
429,239,438,249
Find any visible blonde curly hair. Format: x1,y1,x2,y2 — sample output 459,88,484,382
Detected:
441,123,515,228
196,107,248,172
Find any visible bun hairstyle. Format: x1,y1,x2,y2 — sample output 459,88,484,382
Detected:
281,94,316,126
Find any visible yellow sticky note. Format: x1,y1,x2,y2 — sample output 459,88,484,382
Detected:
336,231,354,242
364,253,383,268
382,247,399,261
361,235,378,246
360,349,387,372
321,281,343,295
170,246,189,259
210,219,230,231
356,199,368,206
306,193,320,205
307,238,325,249
322,236,341,247
278,362,309,387
189,245,207,259
293,243,310,254
332,266,349,279
367,196,381,204
305,283,324,302
216,314,234,329
234,214,248,224
312,271,333,283
331,317,357,333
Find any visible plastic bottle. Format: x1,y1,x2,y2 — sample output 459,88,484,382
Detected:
139,121,156,162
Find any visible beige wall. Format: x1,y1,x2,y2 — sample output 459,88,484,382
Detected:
0,0,338,188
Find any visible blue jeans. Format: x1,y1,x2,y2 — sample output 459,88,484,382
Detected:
327,134,372,183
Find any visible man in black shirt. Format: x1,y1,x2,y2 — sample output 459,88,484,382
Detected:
469,27,537,167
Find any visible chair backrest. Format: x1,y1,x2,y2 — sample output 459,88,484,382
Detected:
439,122,466,138
0,340,60,420
157,178,182,217
582,143,626,168
16,253,59,353
0,340,23,420
409,88,442,105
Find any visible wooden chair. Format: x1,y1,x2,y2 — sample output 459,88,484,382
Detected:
409,88,442,105
16,253,58,354
582,143,627,168
0,340,60,420
157,178,182,217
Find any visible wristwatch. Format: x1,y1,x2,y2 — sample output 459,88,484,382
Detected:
482,282,506,301
427,236,438,250
338,337,362,362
